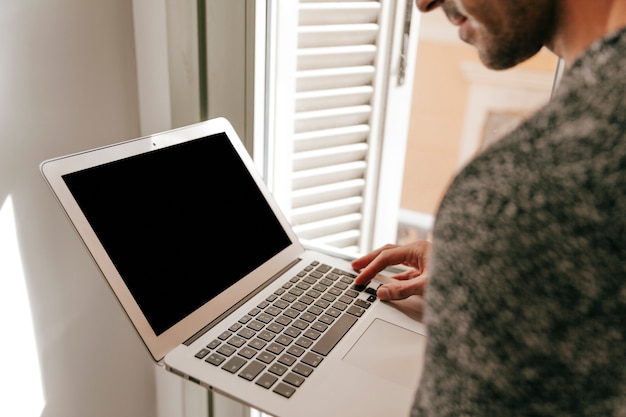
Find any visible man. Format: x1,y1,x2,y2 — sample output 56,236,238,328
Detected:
353,0,626,415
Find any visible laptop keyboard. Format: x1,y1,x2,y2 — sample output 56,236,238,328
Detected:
194,260,377,399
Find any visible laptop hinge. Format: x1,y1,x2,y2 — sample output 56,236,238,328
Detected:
184,258,303,346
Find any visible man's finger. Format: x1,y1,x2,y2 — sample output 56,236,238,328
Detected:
377,276,427,300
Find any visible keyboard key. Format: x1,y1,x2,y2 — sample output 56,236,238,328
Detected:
321,293,337,303
205,353,226,366
276,335,293,346
195,348,210,359
269,363,288,376
238,347,257,360
248,307,261,316
320,278,333,286
311,314,357,356
284,327,301,338
303,329,321,340
267,322,284,334
283,308,299,319
307,290,322,299
296,282,310,291
256,373,278,389
281,293,297,303
248,338,267,350
295,337,313,349
217,344,236,357
299,295,314,305
346,305,366,317
300,313,316,323
365,287,377,295
258,330,275,342
293,362,314,377
308,271,323,279
267,343,285,355
275,316,292,326
344,289,359,298
354,299,372,309
287,345,305,357
328,287,342,297
265,306,281,316
326,272,339,281
227,336,246,348
206,339,221,349
288,288,304,297
247,321,264,331
257,351,276,364
339,295,353,304
334,282,348,290
311,322,328,333
229,322,243,332
278,354,296,367
238,328,255,339
307,306,323,316
301,352,324,368
332,301,348,311
222,356,247,374
283,372,305,388
239,361,265,381
340,276,354,285
257,313,273,324
292,319,309,330
273,382,296,398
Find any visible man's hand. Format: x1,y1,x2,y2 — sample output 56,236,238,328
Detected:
352,241,431,301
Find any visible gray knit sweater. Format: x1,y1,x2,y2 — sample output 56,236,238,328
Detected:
412,27,626,416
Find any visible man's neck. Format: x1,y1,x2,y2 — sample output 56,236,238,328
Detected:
547,0,626,67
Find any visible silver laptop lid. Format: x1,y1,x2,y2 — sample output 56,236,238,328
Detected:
40,118,304,361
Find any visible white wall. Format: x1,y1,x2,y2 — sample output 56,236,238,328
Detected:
1,1,156,416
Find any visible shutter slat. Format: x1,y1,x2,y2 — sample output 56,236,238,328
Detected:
291,179,365,208
292,161,367,189
299,3,380,26
290,196,363,225
298,45,376,70
296,86,374,112
294,143,368,167
293,125,370,152
292,213,362,238
298,24,379,48
296,66,375,91
294,105,372,132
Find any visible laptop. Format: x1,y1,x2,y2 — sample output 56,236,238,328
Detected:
40,117,427,417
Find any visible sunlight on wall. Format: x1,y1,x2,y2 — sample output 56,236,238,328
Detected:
0,195,46,416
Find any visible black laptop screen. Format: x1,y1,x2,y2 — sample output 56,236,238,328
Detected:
62,133,292,335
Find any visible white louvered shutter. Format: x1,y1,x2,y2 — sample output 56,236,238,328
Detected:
266,0,413,254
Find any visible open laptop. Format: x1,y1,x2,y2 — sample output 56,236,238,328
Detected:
40,117,427,417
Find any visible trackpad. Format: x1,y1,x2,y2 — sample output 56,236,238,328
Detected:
343,319,426,387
